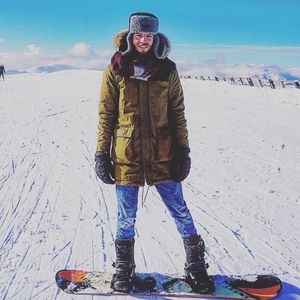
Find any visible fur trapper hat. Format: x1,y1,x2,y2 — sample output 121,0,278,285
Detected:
113,12,171,59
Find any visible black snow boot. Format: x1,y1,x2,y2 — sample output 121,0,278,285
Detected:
183,235,214,293
111,239,135,293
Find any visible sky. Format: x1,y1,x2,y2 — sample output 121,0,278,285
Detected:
0,0,300,71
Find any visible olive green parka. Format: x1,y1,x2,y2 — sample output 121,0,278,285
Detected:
96,30,189,186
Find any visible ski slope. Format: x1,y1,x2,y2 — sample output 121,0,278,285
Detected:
0,70,299,300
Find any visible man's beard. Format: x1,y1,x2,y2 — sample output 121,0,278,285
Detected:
137,44,151,53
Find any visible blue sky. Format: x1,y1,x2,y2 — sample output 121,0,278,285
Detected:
1,0,300,69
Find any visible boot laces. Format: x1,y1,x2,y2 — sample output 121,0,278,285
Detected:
185,261,209,272
113,261,136,272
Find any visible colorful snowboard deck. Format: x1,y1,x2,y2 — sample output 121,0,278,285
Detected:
55,269,282,299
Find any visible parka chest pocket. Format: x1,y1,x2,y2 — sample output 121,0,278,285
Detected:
149,80,169,100
112,126,135,163
118,79,139,114
148,80,169,125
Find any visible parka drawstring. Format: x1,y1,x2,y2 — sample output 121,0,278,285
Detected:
141,185,150,207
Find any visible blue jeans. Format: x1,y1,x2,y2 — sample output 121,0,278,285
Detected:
116,181,197,241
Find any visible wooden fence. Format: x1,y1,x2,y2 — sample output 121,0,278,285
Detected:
180,75,300,89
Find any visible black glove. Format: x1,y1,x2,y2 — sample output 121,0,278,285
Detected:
171,145,191,182
95,151,115,184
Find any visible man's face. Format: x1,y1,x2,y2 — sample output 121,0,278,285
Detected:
132,33,154,54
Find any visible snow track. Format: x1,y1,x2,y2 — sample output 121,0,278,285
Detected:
0,71,299,299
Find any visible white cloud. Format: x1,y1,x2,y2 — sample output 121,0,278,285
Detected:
26,44,42,55
0,44,111,72
204,52,227,65
174,44,300,51
68,42,95,57
171,44,300,71
176,61,300,81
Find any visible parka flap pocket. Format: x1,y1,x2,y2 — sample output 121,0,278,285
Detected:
155,126,173,162
115,126,134,138
113,126,135,163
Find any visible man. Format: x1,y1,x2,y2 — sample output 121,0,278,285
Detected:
95,12,214,294
0,64,5,80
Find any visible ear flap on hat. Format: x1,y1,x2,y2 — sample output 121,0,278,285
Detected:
152,33,171,59
122,32,133,56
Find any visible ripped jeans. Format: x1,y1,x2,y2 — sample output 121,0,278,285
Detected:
116,181,197,241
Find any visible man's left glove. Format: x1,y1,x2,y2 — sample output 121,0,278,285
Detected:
171,145,191,182
95,151,115,184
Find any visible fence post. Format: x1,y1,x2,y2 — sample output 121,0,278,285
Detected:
223,77,226,81
269,79,275,89
240,77,244,85
258,79,263,87
208,76,211,81
280,80,285,88
215,77,219,82
200,76,205,80
295,81,300,89
230,77,236,84
247,78,254,87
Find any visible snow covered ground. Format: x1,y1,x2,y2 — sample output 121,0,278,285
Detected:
0,70,299,300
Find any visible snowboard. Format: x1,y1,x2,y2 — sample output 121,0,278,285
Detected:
55,269,282,299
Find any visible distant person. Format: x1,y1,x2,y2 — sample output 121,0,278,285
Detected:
0,64,5,80
94,12,214,294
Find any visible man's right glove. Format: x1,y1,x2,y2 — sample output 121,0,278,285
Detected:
95,151,115,184
171,145,191,182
